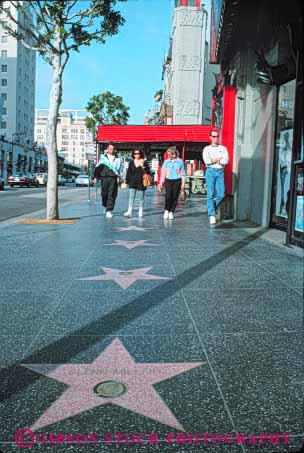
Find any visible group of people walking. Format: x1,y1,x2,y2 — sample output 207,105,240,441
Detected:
93,130,229,224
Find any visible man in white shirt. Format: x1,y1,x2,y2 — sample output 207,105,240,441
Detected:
202,130,229,225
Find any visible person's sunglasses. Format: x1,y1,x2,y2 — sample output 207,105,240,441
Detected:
134,152,140,155
211,135,219,138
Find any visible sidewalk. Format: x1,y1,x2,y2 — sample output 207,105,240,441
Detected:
0,188,303,452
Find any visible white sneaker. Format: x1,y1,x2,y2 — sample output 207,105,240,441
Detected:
163,210,169,219
124,210,132,217
106,211,113,218
138,208,143,218
209,215,216,225
168,212,174,220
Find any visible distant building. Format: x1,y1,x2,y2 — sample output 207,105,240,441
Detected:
35,109,95,168
0,1,36,178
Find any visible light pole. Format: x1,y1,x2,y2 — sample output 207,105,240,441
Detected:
11,132,26,175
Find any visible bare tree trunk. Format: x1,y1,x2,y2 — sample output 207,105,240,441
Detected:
46,30,62,220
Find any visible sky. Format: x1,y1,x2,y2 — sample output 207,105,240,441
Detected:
35,0,210,124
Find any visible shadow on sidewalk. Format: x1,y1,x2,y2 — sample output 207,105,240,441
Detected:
0,228,267,405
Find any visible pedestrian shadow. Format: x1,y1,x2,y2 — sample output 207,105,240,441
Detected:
0,228,267,406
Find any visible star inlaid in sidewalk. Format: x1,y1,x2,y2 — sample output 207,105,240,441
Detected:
23,338,206,431
115,226,151,232
79,267,172,289
105,240,160,250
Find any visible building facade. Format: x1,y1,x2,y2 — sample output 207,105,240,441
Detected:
159,0,219,127
210,0,303,245
35,109,95,169
160,0,208,125
0,1,36,180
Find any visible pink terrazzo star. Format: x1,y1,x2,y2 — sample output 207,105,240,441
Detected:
105,240,160,250
23,338,206,431
79,267,172,289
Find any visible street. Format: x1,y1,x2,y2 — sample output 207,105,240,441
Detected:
0,185,96,221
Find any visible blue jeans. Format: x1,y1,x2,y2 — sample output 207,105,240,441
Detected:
205,168,225,216
128,188,145,210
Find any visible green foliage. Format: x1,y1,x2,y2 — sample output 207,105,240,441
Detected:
0,1,126,65
85,91,130,134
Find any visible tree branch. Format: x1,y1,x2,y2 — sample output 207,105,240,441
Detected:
29,1,54,31
66,2,100,21
1,3,42,47
66,30,103,50
64,0,78,20
1,1,58,55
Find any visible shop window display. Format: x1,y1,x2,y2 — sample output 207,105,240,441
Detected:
273,79,296,220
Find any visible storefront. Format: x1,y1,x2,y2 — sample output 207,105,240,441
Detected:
269,48,303,245
96,125,214,161
210,0,303,245
96,124,217,190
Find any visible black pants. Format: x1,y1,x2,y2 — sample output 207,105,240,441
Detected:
101,177,118,211
165,179,182,212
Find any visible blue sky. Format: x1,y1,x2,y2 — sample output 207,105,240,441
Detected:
35,0,210,124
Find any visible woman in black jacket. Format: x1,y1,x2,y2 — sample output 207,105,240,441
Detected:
124,149,151,218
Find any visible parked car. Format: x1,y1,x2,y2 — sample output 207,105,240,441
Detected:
58,175,66,186
34,173,47,186
25,173,39,187
65,176,75,183
8,173,31,187
75,175,92,187
8,173,39,188
0,176,4,190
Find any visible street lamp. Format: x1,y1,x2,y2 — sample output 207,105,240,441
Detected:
11,131,26,175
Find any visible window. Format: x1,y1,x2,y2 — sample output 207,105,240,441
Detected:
1,93,7,101
271,79,296,224
1,65,7,72
0,121,6,129
1,50,7,58
1,79,7,86
1,35,8,43
2,107,7,115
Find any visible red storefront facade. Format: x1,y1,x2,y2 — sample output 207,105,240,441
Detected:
96,125,235,195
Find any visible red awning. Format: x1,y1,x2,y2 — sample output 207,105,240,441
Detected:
96,125,214,143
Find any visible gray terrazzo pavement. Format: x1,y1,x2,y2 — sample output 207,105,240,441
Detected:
0,188,303,453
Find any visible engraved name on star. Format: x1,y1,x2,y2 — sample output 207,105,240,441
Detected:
79,267,172,289
115,226,151,232
104,240,160,250
23,338,206,432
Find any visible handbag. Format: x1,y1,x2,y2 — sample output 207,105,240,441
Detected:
143,172,152,187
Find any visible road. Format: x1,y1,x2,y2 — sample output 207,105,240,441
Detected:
0,185,97,221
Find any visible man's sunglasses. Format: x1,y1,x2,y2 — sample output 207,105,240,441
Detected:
211,135,219,138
